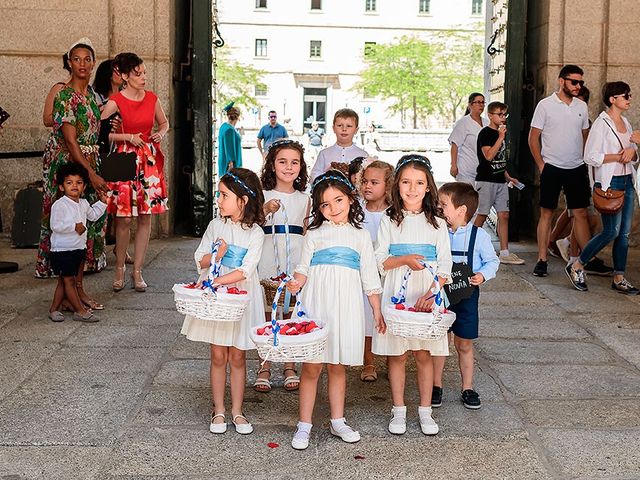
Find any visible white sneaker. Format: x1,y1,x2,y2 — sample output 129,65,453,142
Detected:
556,238,570,263
388,406,407,435
418,406,439,435
499,252,526,265
330,420,361,443
209,413,227,434
291,422,311,450
232,414,253,435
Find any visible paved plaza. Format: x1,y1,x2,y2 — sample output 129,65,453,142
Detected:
1,234,639,479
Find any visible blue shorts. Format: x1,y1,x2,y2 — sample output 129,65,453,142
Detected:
448,286,479,340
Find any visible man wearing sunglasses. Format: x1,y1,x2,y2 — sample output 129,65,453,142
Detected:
529,64,591,278
257,110,288,158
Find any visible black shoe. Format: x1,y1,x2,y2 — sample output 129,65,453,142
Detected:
461,389,481,410
585,258,614,277
431,386,442,408
533,260,548,277
611,278,640,295
565,264,588,292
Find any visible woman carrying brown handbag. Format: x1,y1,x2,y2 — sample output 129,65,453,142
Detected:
566,82,639,294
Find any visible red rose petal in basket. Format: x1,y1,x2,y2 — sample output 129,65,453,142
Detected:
407,307,416,312
184,282,198,289
395,304,406,310
267,442,280,448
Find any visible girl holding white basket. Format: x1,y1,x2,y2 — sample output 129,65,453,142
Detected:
255,139,311,393
180,168,265,436
372,155,452,436
286,170,384,451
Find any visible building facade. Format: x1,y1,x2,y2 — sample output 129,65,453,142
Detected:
217,0,485,134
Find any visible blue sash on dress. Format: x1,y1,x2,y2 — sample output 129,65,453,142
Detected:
310,247,360,270
221,244,248,268
262,225,304,235
389,243,437,261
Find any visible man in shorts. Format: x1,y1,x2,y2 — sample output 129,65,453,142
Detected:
474,101,525,265
528,64,591,277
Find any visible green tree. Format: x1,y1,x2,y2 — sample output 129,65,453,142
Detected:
354,36,438,129
432,30,484,124
215,49,265,112
355,31,484,128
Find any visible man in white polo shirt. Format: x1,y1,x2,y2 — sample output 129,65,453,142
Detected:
528,65,591,277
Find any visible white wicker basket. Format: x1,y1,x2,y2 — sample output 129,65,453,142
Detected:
384,306,456,340
251,278,328,362
172,283,250,322
251,321,329,362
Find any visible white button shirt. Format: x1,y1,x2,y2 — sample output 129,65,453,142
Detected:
310,143,368,181
50,195,107,252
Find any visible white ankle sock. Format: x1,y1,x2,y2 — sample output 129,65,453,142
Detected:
330,418,346,430
418,406,433,416
296,421,312,434
392,405,407,418
500,249,509,257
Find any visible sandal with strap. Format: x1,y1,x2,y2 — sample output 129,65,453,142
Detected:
283,367,300,391
360,364,378,382
253,368,272,393
209,412,227,434
232,414,253,435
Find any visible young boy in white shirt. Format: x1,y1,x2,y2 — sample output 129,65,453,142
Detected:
49,163,107,322
309,108,368,181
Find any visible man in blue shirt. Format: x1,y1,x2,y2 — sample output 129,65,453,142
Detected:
257,110,288,158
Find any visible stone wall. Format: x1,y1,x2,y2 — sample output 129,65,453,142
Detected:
0,0,173,238
527,0,640,125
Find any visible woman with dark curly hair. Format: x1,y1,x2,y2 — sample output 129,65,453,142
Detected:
35,38,108,285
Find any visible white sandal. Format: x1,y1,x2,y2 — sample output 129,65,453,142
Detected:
388,406,407,435
283,367,300,392
291,423,311,450
232,414,254,435
418,406,439,435
253,368,272,393
209,413,227,434
329,421,360,443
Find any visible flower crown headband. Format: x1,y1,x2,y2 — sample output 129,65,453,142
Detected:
222,171,257,198
310,171,354,193
395,155,433,174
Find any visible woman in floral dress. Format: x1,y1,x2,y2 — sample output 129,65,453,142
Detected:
101,52,169,292
35,39,108,280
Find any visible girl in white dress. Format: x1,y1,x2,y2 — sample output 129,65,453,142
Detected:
286,170,384,450
372,155,452,436
180,168,265,436
255,139,311,393
358,159,393,382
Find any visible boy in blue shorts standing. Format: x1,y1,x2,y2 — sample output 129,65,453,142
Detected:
432,182,499,409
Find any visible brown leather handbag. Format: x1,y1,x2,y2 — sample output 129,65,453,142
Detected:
591,120,627,215
593,185,624,215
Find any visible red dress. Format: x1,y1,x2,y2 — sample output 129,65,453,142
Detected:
106,91,168,217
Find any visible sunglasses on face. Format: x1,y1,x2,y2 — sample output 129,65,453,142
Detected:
614,93,632,100
471,100,486,105
563,77,585,87
490,112,509,118
269,115,277,119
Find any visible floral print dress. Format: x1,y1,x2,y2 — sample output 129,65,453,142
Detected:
35,86,107,278
105,90,168,217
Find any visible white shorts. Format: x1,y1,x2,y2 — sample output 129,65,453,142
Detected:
455,174,477,187
476,181,509,215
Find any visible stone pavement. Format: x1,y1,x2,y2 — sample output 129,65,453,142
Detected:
1,235,639,480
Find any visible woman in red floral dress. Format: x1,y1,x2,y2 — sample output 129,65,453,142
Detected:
101,52,169,292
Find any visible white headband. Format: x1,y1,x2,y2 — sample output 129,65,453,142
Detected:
67,37,94,58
